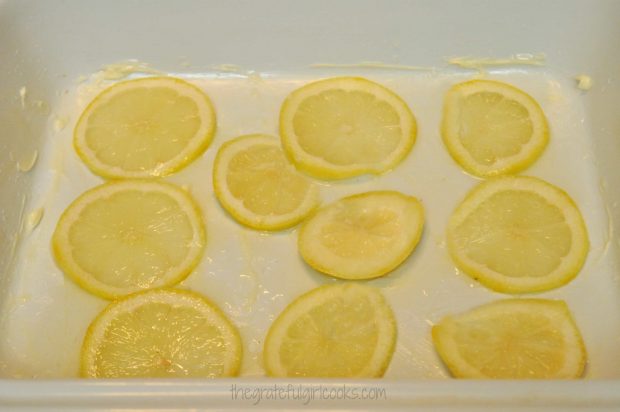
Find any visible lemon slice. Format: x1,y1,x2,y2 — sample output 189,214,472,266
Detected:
81,289,242,378
447,176,588,293
299,191,424,280
52,180,206,299
213,134,320,230
280,77,416,179
442,80,549,177
264,283,396,377
432,299,586,379
75,77,216,179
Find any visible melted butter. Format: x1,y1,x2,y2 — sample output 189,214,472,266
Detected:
311,55,544,74
598,178,614,261
16,151,38,173
576,74,593,91
247,72,264,84
74,60,168,108
23,208,44,235
208,64,265,82
19,87,27,108
52,116,69,132
447,53,546,72
209,63,246,74
311,61,434,71
98,60,165,80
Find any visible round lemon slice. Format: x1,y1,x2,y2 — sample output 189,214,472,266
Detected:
52,180,206,299
441,79,549,177
280,77,417,179
213,134,320,230
74,77,216,179
299,191,424,280
264,283,396,377
432,299,586,379
447,176,589,293
81,289,242,378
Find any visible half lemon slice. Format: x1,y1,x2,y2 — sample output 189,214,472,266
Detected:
433,299,586,379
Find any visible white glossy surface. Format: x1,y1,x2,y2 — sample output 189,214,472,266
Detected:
0,0,619,409
3,69,619,379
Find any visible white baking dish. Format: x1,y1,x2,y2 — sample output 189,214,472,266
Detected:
1,0,619,410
